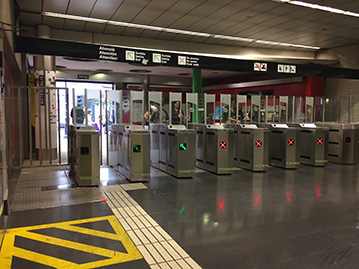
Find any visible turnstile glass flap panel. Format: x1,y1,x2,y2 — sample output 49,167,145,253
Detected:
299,123,317,128
271,124,289,128
240,124,258,129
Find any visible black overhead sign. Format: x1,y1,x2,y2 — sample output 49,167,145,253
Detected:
15,36,359,79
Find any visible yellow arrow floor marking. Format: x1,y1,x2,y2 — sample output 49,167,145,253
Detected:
0,215,143,268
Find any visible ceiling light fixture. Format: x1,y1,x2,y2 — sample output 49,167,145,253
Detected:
42,11,320,50
274,0,359,18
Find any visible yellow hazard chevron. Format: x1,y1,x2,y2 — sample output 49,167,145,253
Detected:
0,215,143,268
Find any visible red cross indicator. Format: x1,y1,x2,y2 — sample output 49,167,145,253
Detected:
219,141,227,149
288,139,295,146
345,137,351,143
255,140,262,147
317,138,323,145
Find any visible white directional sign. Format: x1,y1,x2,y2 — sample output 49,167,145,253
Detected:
178,56,186,65
125,50,135,61
278,64,296,74
254,62,267,72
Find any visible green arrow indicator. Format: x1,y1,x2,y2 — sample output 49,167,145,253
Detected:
179,143,187,151
133,145,141,152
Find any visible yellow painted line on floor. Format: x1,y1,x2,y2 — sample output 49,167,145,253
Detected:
0,215,143,268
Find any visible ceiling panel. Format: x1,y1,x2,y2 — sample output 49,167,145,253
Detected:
122,28,143,38
139,30,160,39
63,20,86,31
17,0,42,13
102,25,127,35
155,32,178,41
43,0,70,13
111,0,152,23
20,12,42,26
151,0,207,28
132,0,178,25
67,0,97,16
42,17,65,30
84,22,106,33
169,0,233,30
90,0,124,20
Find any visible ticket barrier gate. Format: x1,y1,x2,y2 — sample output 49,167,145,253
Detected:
316,123,359,164
237,124,269,171
223,124,238,164
166,125,196,178
159,124,168,172
69,125,100,186
150,124,161,168
151,124,196,178
121,125,150,182
195,124,234,174
288,123,327,166
109,124,124,173
265,124,298,169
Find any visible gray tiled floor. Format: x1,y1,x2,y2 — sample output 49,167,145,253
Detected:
128,163,359,268
4,162,359,268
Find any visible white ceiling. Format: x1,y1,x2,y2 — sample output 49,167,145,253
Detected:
17,0,359,51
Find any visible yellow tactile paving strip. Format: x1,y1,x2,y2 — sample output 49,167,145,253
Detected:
104,188,201,269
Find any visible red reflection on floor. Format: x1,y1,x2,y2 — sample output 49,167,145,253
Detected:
315,186,322,198
253,194,260,207
286,190,292,203
218,199,225,211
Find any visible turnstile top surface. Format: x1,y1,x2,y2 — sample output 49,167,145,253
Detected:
168,125,187,130
205,124,225,129
299,123,317,128
70,125,96,131
271,124,289,128
239,124,258,129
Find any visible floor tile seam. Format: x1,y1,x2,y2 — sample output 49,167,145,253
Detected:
252,258,302,269
253,230,323,245
320,229,358,246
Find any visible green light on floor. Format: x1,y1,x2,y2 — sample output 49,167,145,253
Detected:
179,205,186,215
179,143,187,151
133,145,141,153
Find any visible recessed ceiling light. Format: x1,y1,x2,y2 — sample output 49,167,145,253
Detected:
273,0,359,18
129,69,152,73
42,11,321,50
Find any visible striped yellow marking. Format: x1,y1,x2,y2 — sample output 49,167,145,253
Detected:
0,215,143,268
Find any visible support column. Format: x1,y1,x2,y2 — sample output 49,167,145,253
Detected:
33,25,57,161
192,69,202,123
142,75,150,125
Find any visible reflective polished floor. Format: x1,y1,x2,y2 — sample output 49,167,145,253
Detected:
129,164,359,268
2,163,359,268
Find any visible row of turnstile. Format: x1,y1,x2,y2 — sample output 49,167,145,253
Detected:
148,122,359,176
66,122,359,185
